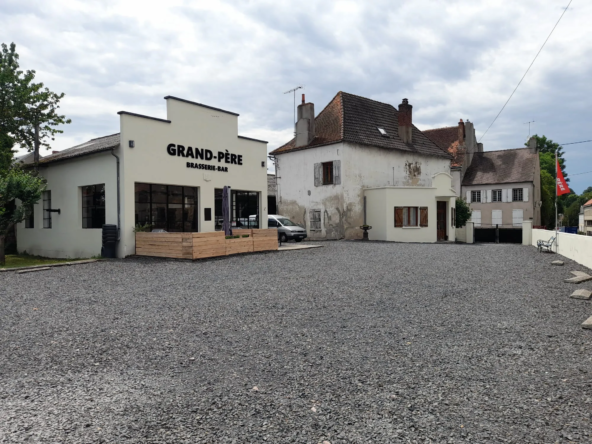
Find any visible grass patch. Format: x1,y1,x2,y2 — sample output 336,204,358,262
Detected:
0,254,87,269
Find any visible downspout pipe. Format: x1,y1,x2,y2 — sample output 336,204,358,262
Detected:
111,148,121,241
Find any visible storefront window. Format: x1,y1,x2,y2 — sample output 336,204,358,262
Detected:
82,184,106,229
214,189,259,230
135,183,198,232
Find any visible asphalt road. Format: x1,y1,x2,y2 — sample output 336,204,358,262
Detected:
1,242,591,443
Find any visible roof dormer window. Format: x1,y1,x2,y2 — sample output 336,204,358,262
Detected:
377,127,388,137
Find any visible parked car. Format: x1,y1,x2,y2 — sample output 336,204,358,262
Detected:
268,215,307,242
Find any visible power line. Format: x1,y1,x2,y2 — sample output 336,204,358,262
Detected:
570,170,592,176
479,0,573,142
560,139,592,145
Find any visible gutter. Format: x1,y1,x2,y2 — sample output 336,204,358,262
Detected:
111,148,121,241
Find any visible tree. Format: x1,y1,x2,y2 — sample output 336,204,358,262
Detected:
539,170,556,229
583,186,592,195
529,134,569,183
0,42,70,172
455,198,472,228
0,168,46,265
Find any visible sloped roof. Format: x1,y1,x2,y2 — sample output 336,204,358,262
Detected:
270,92,449,159
38,133,120,165
462,148,537,186
423,126,465,167
584,198,592,207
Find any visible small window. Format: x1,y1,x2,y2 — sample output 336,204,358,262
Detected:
25,204,34,228
492,190,502,202
512,188,523,202
322,162,333,185
395,207,424,227
82,184,106,229
377,127,388,137
43,191,52,229
310,210,321,231
471,190,481,203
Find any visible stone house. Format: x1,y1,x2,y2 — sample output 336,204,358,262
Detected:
269,92,457,242
425,122,541,228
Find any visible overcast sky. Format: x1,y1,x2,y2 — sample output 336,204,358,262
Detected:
2,0,590,193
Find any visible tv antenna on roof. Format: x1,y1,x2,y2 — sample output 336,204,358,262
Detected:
524,121,535,138
284,86,303,135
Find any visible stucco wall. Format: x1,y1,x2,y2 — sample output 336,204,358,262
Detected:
118,98,268,257
276,142,451,240
531,228,592,270
463,182,536,227
16,151,118,258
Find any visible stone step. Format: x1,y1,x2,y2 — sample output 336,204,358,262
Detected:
564,275,592,284
582,316,592,330
570,289,592,300
552,260,564,266
571,271,590,277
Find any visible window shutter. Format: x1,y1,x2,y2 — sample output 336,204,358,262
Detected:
333,160,341,185
466,190,471,203
501,189,507,202
394,207,403,227
523,187,529,202
486,190,492,203
420,207,428,227
314,163,322,187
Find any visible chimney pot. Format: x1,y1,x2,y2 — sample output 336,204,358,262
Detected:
302,94,305,104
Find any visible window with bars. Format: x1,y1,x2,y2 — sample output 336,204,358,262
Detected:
492,189,502,202
43,191,52,229
310,210,321,231
471,190,481,203
512,188,523,202
135,183,198,232
82,184,106,229
25,204,34,228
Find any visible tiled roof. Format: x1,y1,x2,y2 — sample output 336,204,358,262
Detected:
584,198,592,207
423,126,464,167
270,92,450,159
462,148,537,186
38,133,120,165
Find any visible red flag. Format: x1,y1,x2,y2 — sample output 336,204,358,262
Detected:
556,160,570,196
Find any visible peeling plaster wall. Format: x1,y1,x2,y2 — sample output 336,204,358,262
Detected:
276,142,450,240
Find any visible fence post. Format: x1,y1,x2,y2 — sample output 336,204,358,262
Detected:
522,220,532,246
466,221,474,244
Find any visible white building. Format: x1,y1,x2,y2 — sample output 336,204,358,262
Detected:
270,92,456,242
17,96,269,258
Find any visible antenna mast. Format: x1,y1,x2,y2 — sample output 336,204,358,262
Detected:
284,86,303,135
523,121,535,138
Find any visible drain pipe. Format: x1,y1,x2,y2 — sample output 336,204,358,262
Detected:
111,148,121,241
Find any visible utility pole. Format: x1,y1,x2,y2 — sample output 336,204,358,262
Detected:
34,112,40,172
284,86,303,135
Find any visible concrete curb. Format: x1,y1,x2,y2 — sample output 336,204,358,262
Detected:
1,259,101,273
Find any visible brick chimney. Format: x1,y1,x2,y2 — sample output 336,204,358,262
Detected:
458,119,465,144
295,94,315,148
398,98,413,144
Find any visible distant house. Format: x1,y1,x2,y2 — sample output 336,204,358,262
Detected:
425,121,541,229
270,92,457,242
584,199,592,236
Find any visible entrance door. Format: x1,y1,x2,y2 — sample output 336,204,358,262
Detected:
437,201,447,241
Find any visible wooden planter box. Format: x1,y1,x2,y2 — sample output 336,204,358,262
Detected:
135,232,193,259
225,229,254,255
193,232,226,259
252,228,278,252
135,229,278,260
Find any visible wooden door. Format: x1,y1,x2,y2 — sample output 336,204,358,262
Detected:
437,201,447,241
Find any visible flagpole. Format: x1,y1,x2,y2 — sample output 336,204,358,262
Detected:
555,148,558,251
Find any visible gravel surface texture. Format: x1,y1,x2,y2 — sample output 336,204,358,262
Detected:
1,242,592,443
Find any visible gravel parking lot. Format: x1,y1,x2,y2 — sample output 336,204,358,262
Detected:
1,242,591,443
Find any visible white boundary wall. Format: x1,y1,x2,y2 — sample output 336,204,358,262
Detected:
531,228,592,270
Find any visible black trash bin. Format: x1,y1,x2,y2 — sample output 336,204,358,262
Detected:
101,224,118,258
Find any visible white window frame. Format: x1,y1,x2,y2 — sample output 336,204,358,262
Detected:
512,188,523,202
471,190,481,203
492,189,502,202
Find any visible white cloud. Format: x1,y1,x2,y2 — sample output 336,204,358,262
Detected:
2,0,590,191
